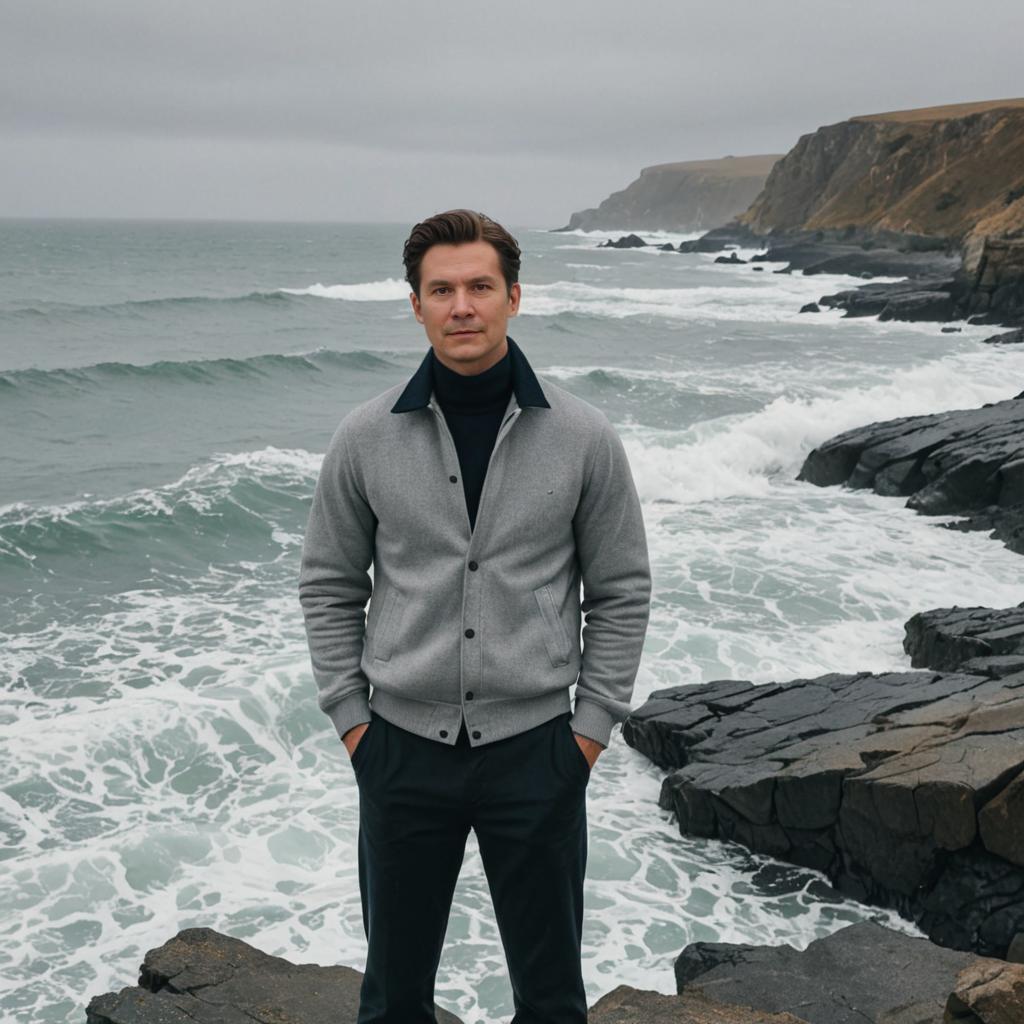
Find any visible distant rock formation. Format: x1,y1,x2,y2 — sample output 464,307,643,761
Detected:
731,98,1024,325
555,154,781,233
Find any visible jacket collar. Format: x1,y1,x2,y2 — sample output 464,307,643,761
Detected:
390,334,550,414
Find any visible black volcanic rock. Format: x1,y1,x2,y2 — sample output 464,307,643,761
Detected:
796,394,1024,554
714,252,747,264
623,665,1024,958
799,302,820,313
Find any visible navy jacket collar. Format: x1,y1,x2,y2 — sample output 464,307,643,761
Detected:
390,335,550,414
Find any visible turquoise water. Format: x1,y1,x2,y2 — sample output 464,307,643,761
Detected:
2,218,1023,1023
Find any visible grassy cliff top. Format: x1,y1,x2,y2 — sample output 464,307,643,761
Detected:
851,96,1024,124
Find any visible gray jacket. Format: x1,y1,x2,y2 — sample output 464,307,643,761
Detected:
297,336,651,749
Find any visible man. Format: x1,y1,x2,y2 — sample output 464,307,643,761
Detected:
298,209,651,1023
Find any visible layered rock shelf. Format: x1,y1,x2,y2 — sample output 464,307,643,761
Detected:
624,659,1024,959
797,392,1024,555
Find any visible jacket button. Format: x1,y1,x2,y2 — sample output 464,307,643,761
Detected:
466,691,474,700
464,628,474,638
449,474,458,483
468,560,478,571
439,729,448,738
472,730,481,740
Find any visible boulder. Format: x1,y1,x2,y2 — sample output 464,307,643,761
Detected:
84,927,463,1024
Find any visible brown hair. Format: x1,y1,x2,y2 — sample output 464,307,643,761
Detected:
402,209,521,297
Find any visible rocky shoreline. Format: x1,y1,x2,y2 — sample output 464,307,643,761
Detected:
597,223,1024,328
86,920,1024,1023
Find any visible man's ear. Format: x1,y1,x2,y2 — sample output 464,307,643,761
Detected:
409,291,424,324
507,282,521,317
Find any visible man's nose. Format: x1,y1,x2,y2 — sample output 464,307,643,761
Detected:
451,288,475,316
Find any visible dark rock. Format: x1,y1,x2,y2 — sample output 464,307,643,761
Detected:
714,252,748,264
797,395,1024,555
983,327,1024,345
658,242,677,251
799,303,820,313
877,289,955,321
942,325,963,332
85,927,464,1023
904,603,1024,673
675,920,982,1024
752,266,764,271
624,665,1024,957
598,233,647,249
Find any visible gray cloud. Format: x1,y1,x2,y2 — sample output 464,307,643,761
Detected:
2,0,1022,223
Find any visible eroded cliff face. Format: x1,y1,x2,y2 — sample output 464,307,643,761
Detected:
559,154,780,232
736,99,1024,320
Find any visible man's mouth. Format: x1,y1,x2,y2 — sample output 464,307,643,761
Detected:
448,330,480,337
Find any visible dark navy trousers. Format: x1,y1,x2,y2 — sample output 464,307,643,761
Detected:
351,708,591,1024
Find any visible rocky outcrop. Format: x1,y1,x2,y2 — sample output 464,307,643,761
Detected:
598,232,648,249
671,919,1024,1024
738,99,1024,244
904,603,1024,673
85,927,464,1023
556,155,781,233
703,99,1024,325
86,921,1024,1024
623,661,1024,958
796,393,1024,555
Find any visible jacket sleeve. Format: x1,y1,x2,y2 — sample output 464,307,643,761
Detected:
570,414,652,747
298,419,376,742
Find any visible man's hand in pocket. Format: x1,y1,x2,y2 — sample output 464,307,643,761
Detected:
343,722,370,759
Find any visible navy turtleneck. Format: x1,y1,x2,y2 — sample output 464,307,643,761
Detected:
431,342,513,532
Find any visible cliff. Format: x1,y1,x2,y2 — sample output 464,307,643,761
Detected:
557,154,781,232
735,98,1024,321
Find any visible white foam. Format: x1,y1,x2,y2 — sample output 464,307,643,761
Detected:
517,277,902,322
278,278,409,301
620,346,1024,508
0,446,321,526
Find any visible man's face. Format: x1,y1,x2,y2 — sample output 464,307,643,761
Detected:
409,239,521,376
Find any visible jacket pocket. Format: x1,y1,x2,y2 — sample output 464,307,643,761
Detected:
371,586,403,662
533,584,572,667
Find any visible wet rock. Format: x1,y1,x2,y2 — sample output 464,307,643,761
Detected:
904,603,1024,673
624,664,1024,958
598,233,647,249
797,394,1024,555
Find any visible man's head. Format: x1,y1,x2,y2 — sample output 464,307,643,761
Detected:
403,209,522,376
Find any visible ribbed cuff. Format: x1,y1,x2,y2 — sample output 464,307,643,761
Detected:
325,691,372,743
569,698,616,748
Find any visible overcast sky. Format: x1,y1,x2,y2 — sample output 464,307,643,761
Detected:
2,0,1022,227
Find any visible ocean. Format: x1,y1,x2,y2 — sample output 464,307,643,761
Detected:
2,218,1023,1023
